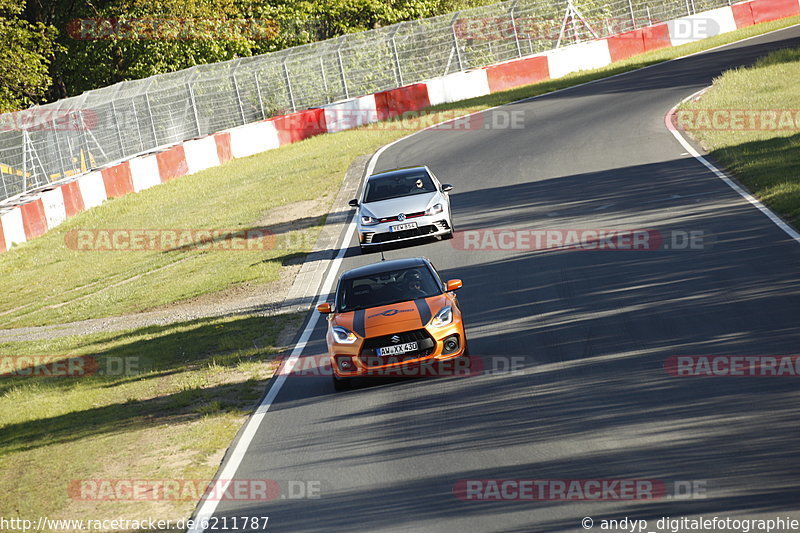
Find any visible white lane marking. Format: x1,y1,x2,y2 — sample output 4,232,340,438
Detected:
665,92,800,245
188,133,405,533
189,23,800,531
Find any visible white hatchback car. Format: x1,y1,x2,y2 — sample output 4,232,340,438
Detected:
349,166,454,251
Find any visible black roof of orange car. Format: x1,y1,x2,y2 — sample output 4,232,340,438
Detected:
340,257,430,280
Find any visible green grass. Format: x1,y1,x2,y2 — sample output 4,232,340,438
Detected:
0,311,302,528
0,17,798,330
680,47,800,226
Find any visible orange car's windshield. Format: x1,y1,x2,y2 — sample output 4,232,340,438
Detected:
336,267,442,312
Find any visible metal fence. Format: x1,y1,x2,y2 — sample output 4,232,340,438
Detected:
0,0,733,203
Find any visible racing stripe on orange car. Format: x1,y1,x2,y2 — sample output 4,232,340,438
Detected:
352,309,366,337
414,298,432,326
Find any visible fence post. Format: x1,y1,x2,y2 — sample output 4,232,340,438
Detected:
451,13,464,71
336,46,350,99
627,0,636,28
320,56,330,103
22,130,29,193
510,3,523,58
390,23,404,87
231,63,247,125
282,59,297,112
186,70,202,136
391,37,404,87
110,100,125,158
130,98,145,152
144,92,158,146
254,71,266,120
53,122,68,179
76,96,92,171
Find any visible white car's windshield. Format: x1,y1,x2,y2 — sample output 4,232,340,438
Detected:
364,171,437,203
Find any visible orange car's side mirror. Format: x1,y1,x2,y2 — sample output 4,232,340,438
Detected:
317,302,332,314
445,279,463,291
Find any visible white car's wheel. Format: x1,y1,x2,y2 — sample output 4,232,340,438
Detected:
442,218,455,240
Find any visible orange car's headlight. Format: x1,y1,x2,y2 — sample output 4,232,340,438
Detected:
332,326,358,344
429,306,453,328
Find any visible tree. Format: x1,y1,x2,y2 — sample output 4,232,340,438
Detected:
0,0,56,112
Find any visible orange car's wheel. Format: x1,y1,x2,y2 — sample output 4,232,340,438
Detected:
332,374,353,391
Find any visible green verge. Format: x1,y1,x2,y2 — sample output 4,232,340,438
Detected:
0,312,302,529
679,47,800,227
1,16,798,329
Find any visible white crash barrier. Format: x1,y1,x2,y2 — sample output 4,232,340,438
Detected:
546,40,612,79
183,136,221,174
668,7,738,46
77,171,107,209
228,121,281,158
322,95,379,133
425,70,491,106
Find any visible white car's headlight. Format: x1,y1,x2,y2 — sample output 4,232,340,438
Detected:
425,203,444,216
359,208,380,226
429,305,453,328
332,326,358,344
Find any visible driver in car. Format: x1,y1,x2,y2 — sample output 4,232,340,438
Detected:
405,270,428,298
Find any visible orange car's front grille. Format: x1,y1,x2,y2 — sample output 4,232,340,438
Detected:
359,329,436,367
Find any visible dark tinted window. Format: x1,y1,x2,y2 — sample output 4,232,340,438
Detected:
364,171,436,203
336,266,441,312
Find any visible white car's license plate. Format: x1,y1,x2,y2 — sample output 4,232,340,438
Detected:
390,222,417,232
377,342,418,356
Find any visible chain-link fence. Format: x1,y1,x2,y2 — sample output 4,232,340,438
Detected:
0,0,733,203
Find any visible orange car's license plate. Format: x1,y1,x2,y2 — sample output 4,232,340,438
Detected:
377,342,418,356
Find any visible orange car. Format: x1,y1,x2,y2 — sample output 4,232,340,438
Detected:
317,257,468,390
